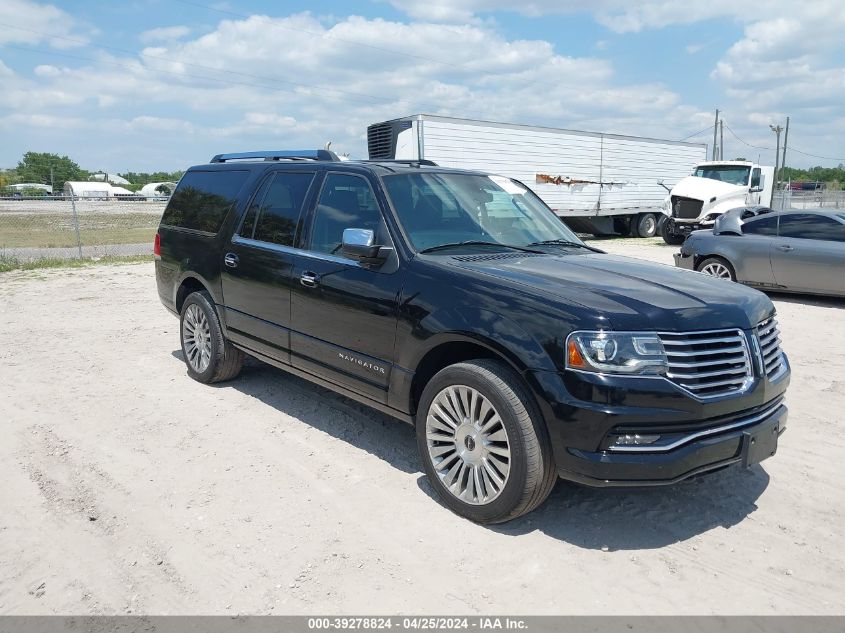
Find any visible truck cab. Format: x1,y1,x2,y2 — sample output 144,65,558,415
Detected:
661,161,775,244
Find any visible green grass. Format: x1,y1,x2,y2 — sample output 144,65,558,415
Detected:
0,212,160,248
0,253,154,273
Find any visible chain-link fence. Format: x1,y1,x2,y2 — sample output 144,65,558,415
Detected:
0,196,165,263
773,188,845,211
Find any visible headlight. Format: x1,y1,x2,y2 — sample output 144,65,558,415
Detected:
566,331,668,375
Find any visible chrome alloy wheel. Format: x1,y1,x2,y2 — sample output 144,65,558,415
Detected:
182,303,212,373
426,385,511,505
700,261,733,279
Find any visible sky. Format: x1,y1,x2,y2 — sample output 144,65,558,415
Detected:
0,0,843,173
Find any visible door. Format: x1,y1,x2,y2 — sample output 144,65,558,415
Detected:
735,214,778,285
221,169,318,362
747,167,763,205
290,172,405,403
770,213,845,295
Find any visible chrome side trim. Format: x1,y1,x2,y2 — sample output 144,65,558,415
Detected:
607,400,784,453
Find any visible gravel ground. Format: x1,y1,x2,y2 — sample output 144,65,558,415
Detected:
1,242,844,615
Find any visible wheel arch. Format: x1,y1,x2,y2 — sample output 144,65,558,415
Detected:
174,274,214,313
407,333,534,417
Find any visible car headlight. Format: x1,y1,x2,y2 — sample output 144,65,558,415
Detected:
566,331,668,375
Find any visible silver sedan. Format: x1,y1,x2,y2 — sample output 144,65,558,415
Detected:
674,207,845,297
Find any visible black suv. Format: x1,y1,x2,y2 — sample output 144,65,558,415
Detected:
155,150,790,523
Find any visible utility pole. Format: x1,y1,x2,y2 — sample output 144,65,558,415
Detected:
719,120,724,160
712,108,719,160
781,116,790,182
770,123,783,207
50,166,54,195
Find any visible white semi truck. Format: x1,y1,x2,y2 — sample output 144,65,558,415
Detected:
367,114,707,238
659,160,775,244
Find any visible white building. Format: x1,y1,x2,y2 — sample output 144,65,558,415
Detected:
63,181,115,198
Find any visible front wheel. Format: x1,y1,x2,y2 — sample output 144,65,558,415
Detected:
660,218,685,245
180,291,244,383
697,256,736,281
416,360,557,524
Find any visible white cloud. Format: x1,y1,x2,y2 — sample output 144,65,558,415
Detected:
0,0,88,48
0,59,14,77
3,5,842,169
139,25,191,43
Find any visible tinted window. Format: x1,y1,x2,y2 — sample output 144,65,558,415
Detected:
252,172,315,246
778,214,845,242
161,170,248,233
309,173,386,256
743,216,779,235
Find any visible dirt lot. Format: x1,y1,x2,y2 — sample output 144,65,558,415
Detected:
1,241,844,615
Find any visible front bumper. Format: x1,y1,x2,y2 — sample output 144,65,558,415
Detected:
557,401,786,486
524,355,790,487
674,251,695,270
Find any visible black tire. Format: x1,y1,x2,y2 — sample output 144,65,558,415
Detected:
696,256,736,282
635,213,658,238
660,218,685,245
179,291,244,383
416,359,557,524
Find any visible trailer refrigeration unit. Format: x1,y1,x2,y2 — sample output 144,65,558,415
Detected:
367,114,708,237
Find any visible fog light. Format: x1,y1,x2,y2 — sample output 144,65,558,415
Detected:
612,434,661,447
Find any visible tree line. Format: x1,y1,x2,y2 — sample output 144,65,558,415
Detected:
0,152,183,194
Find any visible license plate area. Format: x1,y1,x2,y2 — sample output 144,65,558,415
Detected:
741,415,780,468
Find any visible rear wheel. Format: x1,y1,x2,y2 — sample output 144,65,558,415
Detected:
180,291,244,383
635,213,658,238
416,360,557,524
697,256,736,281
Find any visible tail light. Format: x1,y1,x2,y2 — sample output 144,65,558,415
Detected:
154,231,161,257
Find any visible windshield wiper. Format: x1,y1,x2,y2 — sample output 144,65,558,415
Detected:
526,239,603,253
419,240,542,254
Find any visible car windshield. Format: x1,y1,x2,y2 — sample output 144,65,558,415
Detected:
381,172,584,252
693,165,751,186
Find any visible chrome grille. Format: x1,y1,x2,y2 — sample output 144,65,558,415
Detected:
659,329,752,398
757,317,784,378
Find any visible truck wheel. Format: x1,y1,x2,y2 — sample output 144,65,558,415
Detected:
416,360,557,524
180,291,244,383
696,257,736,282
660,218,685,245
635,213,658,238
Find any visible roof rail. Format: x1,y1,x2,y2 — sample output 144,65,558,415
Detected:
210,150,340,163
363,159,439,167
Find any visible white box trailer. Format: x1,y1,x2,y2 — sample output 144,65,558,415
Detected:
367,114,707,237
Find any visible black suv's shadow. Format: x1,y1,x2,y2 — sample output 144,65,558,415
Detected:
173,350,769,550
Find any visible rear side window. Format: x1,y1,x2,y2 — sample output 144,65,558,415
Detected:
250,172,315,246
743,216,779,236
161,170,249,233
778,214,845,242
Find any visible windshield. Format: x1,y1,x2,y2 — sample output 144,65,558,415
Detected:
693,165,751,186
382,172,583,252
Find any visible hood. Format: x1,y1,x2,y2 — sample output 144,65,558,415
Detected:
670,175,745,202
447,252,773,331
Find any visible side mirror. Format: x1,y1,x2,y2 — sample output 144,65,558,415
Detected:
749,186,763,193
342,228,391,265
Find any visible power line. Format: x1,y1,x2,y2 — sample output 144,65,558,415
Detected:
725,122,844,163
678,124,714,141
723,123,775,152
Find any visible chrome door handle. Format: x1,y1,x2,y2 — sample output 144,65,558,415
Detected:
300,271,319,288
776,244,793,252
224,253,239,268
